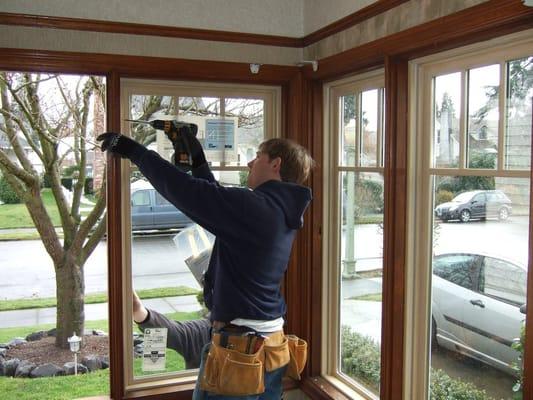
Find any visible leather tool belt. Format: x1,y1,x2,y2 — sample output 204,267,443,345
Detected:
199,327,307,396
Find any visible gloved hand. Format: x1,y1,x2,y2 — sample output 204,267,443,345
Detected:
182,128,207,168
96,132,147,162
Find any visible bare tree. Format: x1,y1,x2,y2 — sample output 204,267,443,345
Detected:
0,72,107,348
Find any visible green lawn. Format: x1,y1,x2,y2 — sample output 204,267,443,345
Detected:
0,286,200,312
0,311,201,399
0,189,61,229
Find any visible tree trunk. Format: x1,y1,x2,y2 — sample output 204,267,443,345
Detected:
55,255,85,348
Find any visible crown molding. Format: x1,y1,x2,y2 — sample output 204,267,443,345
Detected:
0,1,406,49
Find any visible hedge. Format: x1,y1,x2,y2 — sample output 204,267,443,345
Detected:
0,175,21,204
341,326,496,400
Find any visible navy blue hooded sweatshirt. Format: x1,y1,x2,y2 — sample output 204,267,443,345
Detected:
130,149,312,323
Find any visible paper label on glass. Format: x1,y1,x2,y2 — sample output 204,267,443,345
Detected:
142,328,168,371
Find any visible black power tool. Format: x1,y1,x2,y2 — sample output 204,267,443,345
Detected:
126,119,198,171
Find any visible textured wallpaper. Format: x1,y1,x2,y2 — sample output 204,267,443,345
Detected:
0,0,304,37
304,0,490,60
304,0,376,35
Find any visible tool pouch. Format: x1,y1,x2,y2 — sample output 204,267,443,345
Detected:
200,340,265,396
264,335,290,372
284,334,308,380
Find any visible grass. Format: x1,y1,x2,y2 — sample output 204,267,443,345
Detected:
0,286,200,312
0,189,61,229
0,311,201,399
349,293,383,302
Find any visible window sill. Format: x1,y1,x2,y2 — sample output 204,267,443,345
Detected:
301,376,370,400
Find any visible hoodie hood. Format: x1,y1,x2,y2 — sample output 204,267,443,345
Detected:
255,180,312,229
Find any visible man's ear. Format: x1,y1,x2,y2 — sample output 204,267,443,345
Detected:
270,156,282,173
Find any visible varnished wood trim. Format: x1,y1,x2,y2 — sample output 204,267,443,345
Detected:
523,97,533,400
0,48,299,84
380,56,408,400
305,0,533,80
301,377,352,400
106,72,124,400
0,12,303,48
302,0,409,46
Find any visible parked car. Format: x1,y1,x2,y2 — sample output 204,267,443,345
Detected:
131,180,192,231
434,190,512,222
432,252,526,375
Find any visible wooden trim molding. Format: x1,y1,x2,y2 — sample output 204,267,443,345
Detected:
0,12,303,48
304,0,533,80
380,56,408,400
301,0,409,46
0,47,299,84
523,98,533,400
0,2,406,49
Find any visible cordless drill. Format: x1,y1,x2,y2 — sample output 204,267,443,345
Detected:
126,119,198,171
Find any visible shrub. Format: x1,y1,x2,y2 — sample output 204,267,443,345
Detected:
84,177,94,195
61,177,73,191
41,172,53,188
340,326,496,400
435,189,454,206
0,175,21,204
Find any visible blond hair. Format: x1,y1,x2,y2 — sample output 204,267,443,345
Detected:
259,138,314,184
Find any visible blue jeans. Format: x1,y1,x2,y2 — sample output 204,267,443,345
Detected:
193,343,287,400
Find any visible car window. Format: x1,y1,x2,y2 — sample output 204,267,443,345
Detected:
433,254,482,290
131,190,150,206
155,191,171,206
481,256,526,306
472,193,485,203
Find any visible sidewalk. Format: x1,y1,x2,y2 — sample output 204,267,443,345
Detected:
0,295,202,329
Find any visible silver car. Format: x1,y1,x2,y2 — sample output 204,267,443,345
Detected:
432,252,526,375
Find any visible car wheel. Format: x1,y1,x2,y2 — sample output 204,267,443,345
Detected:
431,317,439,351
459,209,471,223
498,207,509,221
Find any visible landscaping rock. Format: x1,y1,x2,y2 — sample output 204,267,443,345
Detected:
30,363,64,378
26,331,47,342
92,329,107,336
15,360,36,377
0,357,5,376
0,348,6,358
8,337,27,347
63,361,88,375
82,355,102,372
46,328,57,337
99,356,109,369
4,358,20,377
133,337,144,346
0,343,9,349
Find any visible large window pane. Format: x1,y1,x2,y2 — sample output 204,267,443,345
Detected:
0,73,109,398
125,87,269,383
430,176,529,399
360,90,380,167
467,65,500,168
434,72,461,168
340,94,357,167
340,172,384,396
505,57,533,170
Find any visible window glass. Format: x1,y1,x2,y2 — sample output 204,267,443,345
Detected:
434,72,461,168
429,56,531,399
0,72,109,398
331,78,385,398
467,64,500,168
505,57,533,170
122,82,275,386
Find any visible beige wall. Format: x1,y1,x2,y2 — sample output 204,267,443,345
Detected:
304,0,489,60
0,0,304,37
0,0,492,66
0,25,303,66
304,0,376,35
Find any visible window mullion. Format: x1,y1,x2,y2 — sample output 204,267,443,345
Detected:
460,70,467,169
498,60,507,171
